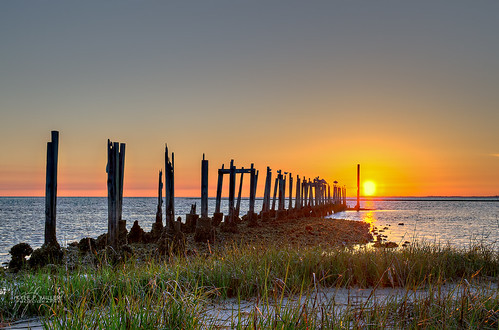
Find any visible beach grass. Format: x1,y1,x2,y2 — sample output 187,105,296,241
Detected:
0,239,498,328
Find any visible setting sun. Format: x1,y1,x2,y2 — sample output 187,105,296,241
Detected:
363,181,376,196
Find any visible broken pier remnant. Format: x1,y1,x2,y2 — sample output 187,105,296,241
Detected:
107,139,125,248
165,144,176,231
45,130,59,246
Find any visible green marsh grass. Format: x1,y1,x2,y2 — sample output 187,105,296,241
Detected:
0,240,497,328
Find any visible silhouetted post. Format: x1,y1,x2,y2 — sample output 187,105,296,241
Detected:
271,176,278,211
288,173,293,209
323,183,327,205
309,182,314,207
107,140,125,247
262,167,271,212
327,184,331,204
118,144,125,221
278,171,285,211
156,170,163,224
228,160,236,224
215,165,224,214
314,179,320,206
302,179,308,208
343,186,347,206
212,164,224,226
195,154,213,242
333,183,337,204
235,168,244,218
165,145,175,230
248,164,258,225
254,170,259,196
296,175,301,209
355,164,360,211
201,154,208,218
45,130,59,246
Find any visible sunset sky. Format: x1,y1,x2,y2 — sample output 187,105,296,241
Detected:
1,1,498,197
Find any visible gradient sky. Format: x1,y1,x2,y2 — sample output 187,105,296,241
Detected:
1,1,498,197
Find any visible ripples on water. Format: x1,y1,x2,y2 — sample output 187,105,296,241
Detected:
0,197,264,264
329,198,499,250
0,197,498,264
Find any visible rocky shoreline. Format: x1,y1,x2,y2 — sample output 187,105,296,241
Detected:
8,215,375,271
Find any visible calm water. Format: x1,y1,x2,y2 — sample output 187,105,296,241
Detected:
329,198,499,250
0,197,498,264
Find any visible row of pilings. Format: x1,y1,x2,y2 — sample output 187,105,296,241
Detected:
42,131,348,250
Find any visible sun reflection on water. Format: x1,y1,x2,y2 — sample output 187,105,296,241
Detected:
360,200,377,228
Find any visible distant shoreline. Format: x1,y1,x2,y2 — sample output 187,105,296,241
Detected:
1,196,498,202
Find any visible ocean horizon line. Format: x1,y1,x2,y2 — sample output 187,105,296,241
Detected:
0,195,498,201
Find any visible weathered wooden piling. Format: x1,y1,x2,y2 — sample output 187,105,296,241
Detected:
215,165,224,211
276,170,287,219
45,130,59,246
165,145,175,231
302,178,308,208
271,175,278,211
118,143,125,220
107,140,125,247
201,154,208,218
247,163,258,226
288,173,293,209
261,167,271,219
195,154,214,242
235,168,244,217
278,171,285,211
296,175,301,209
356,163,360,210
327,184,331,204
254,169,259,196
184,203,198,232
314,179,320,206
155,170,163,224
309,181,314,207
228,160,236,224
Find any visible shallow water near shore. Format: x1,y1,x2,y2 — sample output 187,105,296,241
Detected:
329,197,499,250
0,197,498,264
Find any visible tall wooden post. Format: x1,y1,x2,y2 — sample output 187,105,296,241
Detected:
44,130,59,246
254,170,259,196
295,175,301,209
327,184,331,204
262,167,271,212
228,160,236,224
118,143,125,220
314,179,320,206
343,186,347,206
322,183,326,205
248,164,256,214
302,179,308,208
215,164,224,214
107,140,116,247
248,164,257,225
271,176,278,211
165,145,175,230
235,168,244,217
201,154,208,218
278,171,285,211
309,180,313,207
288,173,293,209
107,140,125,247
356,164,360,210
156,170,163,224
